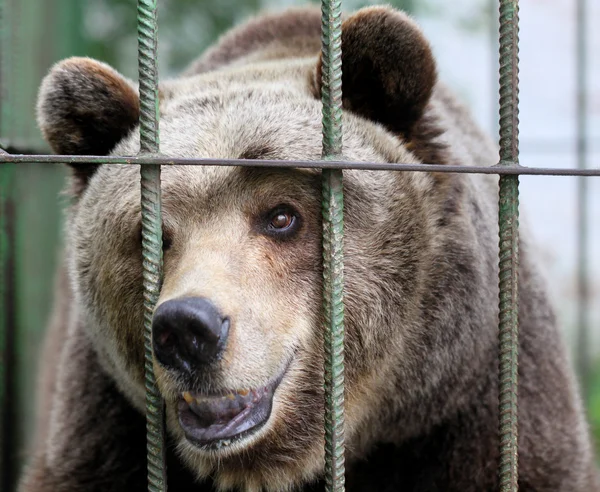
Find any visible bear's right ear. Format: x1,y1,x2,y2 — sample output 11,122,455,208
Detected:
37,57,140,189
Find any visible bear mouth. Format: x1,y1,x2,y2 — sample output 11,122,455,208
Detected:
177,362,290,450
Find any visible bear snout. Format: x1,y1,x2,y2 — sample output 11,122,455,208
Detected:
152,297,230,373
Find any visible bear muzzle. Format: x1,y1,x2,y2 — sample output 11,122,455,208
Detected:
152,296,296,450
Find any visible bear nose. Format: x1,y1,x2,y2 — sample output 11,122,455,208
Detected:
152,297,230,373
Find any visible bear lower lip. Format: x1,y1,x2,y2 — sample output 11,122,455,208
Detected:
177,388,272,446
177,364,290,449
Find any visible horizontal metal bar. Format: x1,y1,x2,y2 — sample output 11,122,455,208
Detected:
0,154,599,176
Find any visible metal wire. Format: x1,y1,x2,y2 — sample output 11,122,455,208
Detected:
137,1,167,491
497,0,520,490
320,0,345,490
1,154,600,177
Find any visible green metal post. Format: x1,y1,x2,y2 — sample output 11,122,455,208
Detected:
575,0,589,402
0,154,15,492
0,0,14,489
497,0,520,491
137,1,166,491
320,0,345,491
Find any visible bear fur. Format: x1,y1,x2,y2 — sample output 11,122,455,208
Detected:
20,5,599,492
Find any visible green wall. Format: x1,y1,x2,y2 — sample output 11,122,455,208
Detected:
0,0,82,489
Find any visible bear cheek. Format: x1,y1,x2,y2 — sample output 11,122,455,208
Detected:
249,240,321,347
74,219,147,386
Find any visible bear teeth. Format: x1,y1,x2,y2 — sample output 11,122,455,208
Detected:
181,389,252,403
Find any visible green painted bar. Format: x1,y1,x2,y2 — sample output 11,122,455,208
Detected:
497,0,520,491
137,1,167,491
0,0,13,488
320,0,345,490
0,157,15,492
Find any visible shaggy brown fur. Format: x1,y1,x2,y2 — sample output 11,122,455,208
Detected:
37,57,140,192
20,5,599,492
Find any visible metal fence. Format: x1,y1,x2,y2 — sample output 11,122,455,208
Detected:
0,0,594,491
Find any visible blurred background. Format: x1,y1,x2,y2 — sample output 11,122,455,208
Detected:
0,0,598,490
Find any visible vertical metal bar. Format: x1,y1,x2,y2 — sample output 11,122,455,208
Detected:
497,0,520,491
320,0,345,490
137,1,166,491
0,154,15,492
0,6,7,488
0,0,15,489
575,0,590,402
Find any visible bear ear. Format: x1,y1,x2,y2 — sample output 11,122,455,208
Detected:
313,6,436,135
37,57,140,190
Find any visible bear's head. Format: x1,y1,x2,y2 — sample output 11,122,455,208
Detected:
37,7,460,490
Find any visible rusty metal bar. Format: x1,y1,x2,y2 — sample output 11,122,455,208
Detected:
575,0,590,402
137,1,166,491
497,0,520,491
320,0,345,489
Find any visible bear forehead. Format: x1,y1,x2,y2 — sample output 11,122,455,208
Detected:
111,56,413,161
114,92,403,165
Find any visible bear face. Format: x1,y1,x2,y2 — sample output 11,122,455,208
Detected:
29,5,599,492
58,68,449,490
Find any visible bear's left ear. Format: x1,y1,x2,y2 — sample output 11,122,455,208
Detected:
313,7,436,135
37,57,140,188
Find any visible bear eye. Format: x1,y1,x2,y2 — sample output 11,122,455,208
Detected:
263,205,301,238
270,212,293,230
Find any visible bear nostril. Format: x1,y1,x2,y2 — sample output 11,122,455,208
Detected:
152,297,229,373
157,329,173,348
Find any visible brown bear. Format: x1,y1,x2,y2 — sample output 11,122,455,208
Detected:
19,5,599,492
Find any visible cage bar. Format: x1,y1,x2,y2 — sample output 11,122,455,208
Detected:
575,0,590,401
497,0,520,491
0,1,6,488
320,0,345,490
0,0,13,488
0,151,14,492
2,154,600,177
137,1,167,491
